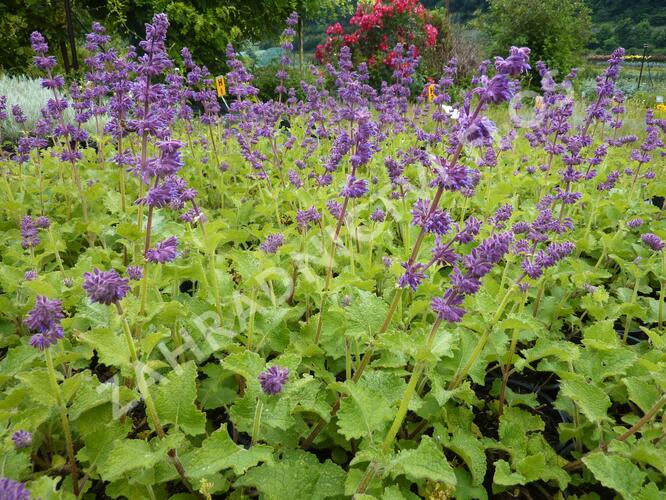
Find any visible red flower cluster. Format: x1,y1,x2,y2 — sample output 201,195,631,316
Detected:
316,0,439,68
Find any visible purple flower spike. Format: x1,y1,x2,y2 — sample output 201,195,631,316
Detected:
340,175,368,198
296,207,322,229
127,266,144,280
431,296,466,323
83,269,130,305
24,296,64,332
0,478,30,500
35,216,50,229
641,233,665,252
398,262,426,291
146,236,178,263
370,208,386,222
260,234,285,254
12,430,32,449
24,270,38,281
627,218,643,229
494,47,531,76
258,365,289,395
20,216,40,249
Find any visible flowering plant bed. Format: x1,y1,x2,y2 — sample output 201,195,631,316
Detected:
0,12,665,500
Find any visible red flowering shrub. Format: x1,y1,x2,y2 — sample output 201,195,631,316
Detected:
316,0,447,83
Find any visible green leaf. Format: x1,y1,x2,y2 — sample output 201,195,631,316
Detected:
390,436,457,486
0,344,39,387
221,350,265,385
583,452,647,499
345,289,388,339
582,320,619,350
443,430,486,486
77,419,131,470
493,459,526,486
97,435,181,482
80,327,130,368
15,369,57,406
153,361,206,436
183,426,273,478
560,378,611,423
234,449,346,500
27,476,65,500
69,378,111,421
335,371,405,440
624,377,660,414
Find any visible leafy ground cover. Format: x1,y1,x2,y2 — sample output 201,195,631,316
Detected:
0,12,665,500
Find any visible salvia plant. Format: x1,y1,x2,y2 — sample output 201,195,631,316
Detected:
0,11,665,500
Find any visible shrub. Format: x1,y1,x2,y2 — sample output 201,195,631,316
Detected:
316,0,448,85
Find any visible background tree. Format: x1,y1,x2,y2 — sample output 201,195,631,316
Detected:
294,0,356,69
477,0,592,77
0,0,104,75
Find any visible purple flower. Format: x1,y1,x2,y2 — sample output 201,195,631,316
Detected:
24,270,38,281
258,365,289,395
464,117,497,146
474,74,514,104
127,266,144,280
20,216,40,249
641,233,665,252
627,218,643,229
462,232,513,278
411,199,452,235
146,236,179,263
432,238,460,266
494,47,531,76
296,207,322,229
431,296,466,323
340,175,368,198
398,262,426,291
370,208,386,222
12,430,32,449
260,234,285,254
383,256,393,268
24,296,64,332
0,478,30,500
455,217,482,244
180,207,207,225
35,216,50,229
83,269,130,305
12,105,27,124
288,169,304,188
431,161,479,192
327,200,343,219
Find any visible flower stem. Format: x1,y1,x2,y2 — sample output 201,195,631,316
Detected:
48,228,66,278
115,302,139,363
134,361,192,490
356,319,442,495
623,276,641,344
498,290,528,415
564,394,666,471
449,283,518,390
659,252,665,329
139,262,150,318
251,398,263,446
247,287,258,351
45,349,79,496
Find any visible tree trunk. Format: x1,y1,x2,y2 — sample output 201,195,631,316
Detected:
59,38,71,74
64,0,78,70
